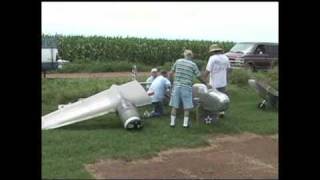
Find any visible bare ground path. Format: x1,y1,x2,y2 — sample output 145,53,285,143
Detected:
85,132,278,179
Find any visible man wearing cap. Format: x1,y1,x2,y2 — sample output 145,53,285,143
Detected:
147,70,171,117
204,44,231,119
146,68,158,90
169,49,208,128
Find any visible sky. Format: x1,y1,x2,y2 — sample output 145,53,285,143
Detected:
42,2,278,43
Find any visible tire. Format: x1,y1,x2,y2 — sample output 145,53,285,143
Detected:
272,59,278,68
249,64,257,72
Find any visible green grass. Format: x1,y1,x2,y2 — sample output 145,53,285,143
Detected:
49,58,210,73
42,78,278,179
229,66,279,90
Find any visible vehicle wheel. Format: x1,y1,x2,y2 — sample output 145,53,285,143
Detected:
249,64,257,72
272,60,278,68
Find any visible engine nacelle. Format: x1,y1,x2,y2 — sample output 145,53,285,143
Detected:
192,83,230,113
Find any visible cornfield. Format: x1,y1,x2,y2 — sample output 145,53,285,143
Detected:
43,35,235,65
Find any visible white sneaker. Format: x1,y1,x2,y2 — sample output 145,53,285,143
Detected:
183,117,189,128
170,115,176,127
143,111,152,118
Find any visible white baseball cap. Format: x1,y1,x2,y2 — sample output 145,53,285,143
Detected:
151,68,158,72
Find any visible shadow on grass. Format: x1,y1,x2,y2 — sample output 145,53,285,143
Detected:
60,124,119,131
60,118,123,131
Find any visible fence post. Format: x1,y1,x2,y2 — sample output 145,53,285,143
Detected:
132,65,137,81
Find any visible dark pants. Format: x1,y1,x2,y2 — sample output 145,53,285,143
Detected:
151,101,164,117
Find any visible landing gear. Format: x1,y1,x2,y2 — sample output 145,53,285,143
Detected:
202,111,219,124
258,100,267,109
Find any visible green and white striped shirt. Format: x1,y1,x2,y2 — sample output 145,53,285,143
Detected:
171,58,201,87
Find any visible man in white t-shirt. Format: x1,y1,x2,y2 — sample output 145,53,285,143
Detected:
204,44,230,92
204,44,231,120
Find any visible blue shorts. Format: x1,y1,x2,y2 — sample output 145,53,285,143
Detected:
169,85,193,109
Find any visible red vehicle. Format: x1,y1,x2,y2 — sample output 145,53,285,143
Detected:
225,42,278,71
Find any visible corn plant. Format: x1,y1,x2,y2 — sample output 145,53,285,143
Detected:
43,35,235,66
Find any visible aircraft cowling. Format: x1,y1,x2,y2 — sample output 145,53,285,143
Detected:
192,83,230,113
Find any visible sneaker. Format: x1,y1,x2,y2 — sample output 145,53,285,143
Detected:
143,111,151,118
183,121,192,128
170,121,175,127
170,115,176,127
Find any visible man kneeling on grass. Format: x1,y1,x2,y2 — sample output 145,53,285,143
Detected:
147,71,171,117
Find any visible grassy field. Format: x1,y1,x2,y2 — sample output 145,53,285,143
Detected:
48,59,206,73
54,61,154,73
42,76,278,179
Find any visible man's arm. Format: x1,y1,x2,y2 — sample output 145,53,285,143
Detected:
168,71,175,84
147,88,155,96
168,61,176,84
164,78,171,88
197,76,208,86
203,70,210,81
195,71,209,86
168,71,174,81
204,57,213,80
194,64,208,86
227,60,232,73
145,76,152,89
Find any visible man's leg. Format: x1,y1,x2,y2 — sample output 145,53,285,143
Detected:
169,86,180,127
183,109,191,127
158,101,164,115
181,87,194,128
151,102,161,117
170,108,177,127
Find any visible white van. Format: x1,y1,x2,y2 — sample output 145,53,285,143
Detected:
42,48,69,71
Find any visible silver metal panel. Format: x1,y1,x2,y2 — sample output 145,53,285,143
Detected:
42,80,151,130
192,83,230,112
192,83,208,98
200,89,230,112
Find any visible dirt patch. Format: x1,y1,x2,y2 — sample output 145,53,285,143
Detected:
85,132,278,179
44,72,150,79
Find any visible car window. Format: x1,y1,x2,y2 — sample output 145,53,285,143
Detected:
273,45,278,57
229,43,255,54
255,45,266,54
264,45,273,56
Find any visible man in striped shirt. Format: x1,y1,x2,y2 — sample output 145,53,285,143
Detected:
169,49,208,128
